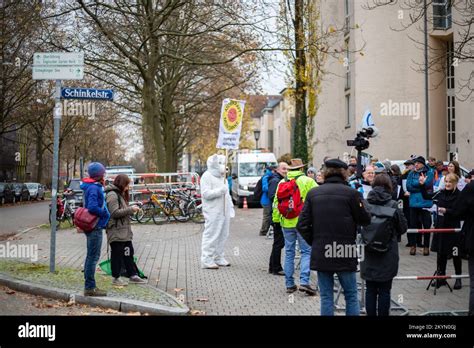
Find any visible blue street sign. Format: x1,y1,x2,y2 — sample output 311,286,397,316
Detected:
61,87,114,101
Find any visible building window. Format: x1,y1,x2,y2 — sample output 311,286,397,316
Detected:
345,93,351,128
345,39,350,90
433,0,452,30
446,41,456,160
268,130,273,152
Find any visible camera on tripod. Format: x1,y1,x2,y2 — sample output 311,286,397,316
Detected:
346,127,378,151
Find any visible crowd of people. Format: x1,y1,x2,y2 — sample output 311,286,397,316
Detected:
76,155,474,318
257,154,474,316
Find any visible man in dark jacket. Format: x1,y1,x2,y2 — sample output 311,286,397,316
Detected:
450,180,474,315
80,162,111,297
297,158,371,316
267,162,288,275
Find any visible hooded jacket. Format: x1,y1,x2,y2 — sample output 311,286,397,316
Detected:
80,178,110,229
201,154,234,217
406,166,434,208
105,184,135,244
272,170,317,229
360,186,407,282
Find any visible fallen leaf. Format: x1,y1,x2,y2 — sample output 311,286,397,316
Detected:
5,290,15,295
126,311,141,316
190,310,206,316
196,298,209,302
174,288,184,293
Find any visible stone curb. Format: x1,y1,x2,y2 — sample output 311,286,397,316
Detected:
0,273,189,315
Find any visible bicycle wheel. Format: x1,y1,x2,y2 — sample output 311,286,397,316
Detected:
152,201,170,224
169,199,190,222
187,199,204,223
138,202,155,223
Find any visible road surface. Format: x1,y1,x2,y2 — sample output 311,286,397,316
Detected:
0,201,50,237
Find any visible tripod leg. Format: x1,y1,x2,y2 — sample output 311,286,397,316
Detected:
426,270,437,291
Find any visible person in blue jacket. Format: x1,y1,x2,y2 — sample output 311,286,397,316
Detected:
258,165,275,236
406,156,434,256
80,162,110,296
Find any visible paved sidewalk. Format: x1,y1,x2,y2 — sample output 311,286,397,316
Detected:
1,208,469,315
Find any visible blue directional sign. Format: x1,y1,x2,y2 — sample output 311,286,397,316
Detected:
61,87,114,101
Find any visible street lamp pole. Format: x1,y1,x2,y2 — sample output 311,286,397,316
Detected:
253,130,261,150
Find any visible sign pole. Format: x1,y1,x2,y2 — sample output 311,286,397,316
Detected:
49,79,62,273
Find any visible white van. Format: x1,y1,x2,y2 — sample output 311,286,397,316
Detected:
230,151,277,207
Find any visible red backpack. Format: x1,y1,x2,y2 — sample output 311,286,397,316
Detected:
277,175,304,219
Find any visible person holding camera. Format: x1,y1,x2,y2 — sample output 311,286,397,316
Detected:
105,174,146,286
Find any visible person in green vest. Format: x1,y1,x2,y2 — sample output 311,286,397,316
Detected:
272,158,318,295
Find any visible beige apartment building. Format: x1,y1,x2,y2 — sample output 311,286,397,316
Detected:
310,0,473,169
254,89,295,159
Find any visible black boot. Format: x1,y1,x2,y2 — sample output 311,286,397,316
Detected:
453,279,462,290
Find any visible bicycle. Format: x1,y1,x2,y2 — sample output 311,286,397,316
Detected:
138,188,189,224
49,195,75,227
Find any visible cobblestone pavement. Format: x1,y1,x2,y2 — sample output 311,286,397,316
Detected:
0,208,469,315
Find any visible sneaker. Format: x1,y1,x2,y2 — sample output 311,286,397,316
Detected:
84,288,107,297
112,277,128,287
201,263,219,269
453,279,462,290
410,246,416,255
423,247,430,256
129,275,147,284
286,285,297,294
299,284,317,296
215,259,230,267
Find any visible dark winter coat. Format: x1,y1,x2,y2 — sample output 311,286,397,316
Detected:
360,187,408,282
445,181,474,255
105,184,135,244
268,172,284,203
297,175,372,272
420,185,461,255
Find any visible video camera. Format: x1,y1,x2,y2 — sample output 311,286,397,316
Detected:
346,127,378,151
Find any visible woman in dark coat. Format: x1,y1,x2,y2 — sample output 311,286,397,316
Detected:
420,172,462,289
360,174,407,316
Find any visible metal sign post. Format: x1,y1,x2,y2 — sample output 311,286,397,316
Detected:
49,80,62,273
33,51,84,273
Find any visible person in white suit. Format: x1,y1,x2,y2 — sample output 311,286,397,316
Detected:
200,154,235,269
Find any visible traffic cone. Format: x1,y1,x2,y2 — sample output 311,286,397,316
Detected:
243,197,248,209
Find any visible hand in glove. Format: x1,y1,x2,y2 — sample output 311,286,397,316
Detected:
220,186,228,195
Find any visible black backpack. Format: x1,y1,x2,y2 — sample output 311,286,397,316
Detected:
253,177,263,201
361,203,397,253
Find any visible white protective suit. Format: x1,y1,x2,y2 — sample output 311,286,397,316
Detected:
200,154,235,268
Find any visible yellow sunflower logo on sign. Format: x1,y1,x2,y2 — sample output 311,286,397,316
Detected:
222,100,243,133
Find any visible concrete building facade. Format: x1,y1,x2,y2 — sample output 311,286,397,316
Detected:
310,0,473,169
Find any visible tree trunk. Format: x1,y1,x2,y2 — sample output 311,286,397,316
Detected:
293,0,308,163
35,131,43,183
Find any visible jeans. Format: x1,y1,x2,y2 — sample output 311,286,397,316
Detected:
282,227,311,288
469,255,474,316
259,205,273,235
269,223,285,273
318,271,360,316
408,208,432,247
110,241,137,278
365,280,392,316
84,227,103,290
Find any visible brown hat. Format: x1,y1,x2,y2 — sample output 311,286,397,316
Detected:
288,158,306,170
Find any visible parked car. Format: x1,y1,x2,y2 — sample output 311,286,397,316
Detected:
12,183,30,202
65,178,83,208
25,182,45,200
0,183,15,204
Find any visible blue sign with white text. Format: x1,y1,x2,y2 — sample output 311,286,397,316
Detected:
61,87,114,101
